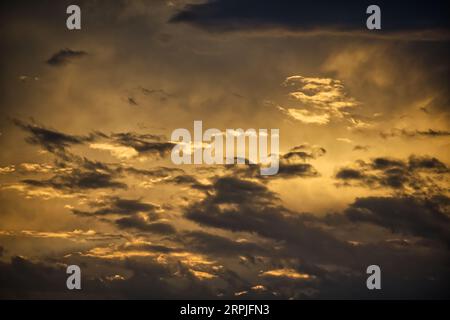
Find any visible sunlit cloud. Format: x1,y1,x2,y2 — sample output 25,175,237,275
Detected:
260,269,314,280
89,143,139,160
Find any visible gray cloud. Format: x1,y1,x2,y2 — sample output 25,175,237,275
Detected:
110,132,175,158
0,255,213,299
185,176,350,264
14,119,95,155
72,196,175,235
22,159,126,192
73,197,159,217
47,49,87,66
225,144,324,181
170,0,450,38
381,128,450,139
335,155,449,194
180,230,268,257
115,216,176,234
353,145,370,152
345,195,450,245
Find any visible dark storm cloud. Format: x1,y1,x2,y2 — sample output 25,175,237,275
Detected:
170,0,450,35
181,176,450,299
335,155,448,193
2,244,447,299
0,255,214,299
111,258,215,299
381,128,450,139
0,256,74,298
185,176,351,263
46,49,87,66
345,196,450,245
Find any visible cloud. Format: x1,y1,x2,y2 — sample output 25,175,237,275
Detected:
163,174,210,190
0,229,123,242
283,144,326,162
278,107,330,125
226,159,320,180
9,157,126,198
283,76,358,111
260,269,314,280
72,197,160,217
180,230,267,257
46,48,87,66
89,143,139,160
337,138,353,144
140,87,174,102
14,119,95,155
345,196,450,245
72,196,175,235
335,155,449,194
0,255,214,299
276,76,364,127
124,166,185,179
22,166,127,192
185,176,350,264
0,165,15,174
181,175,449,298
224,144,323,180
0,256,75,298
1,1,449,300
170,0,450,38
127,97,138,106
110,132,175,158
15,120,176,161
1,183,79,200
353,145,370,152
381,128,450,139
12,120,184,194
115,216,176,234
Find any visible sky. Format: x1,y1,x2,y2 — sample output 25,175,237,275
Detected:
0,0,449,299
